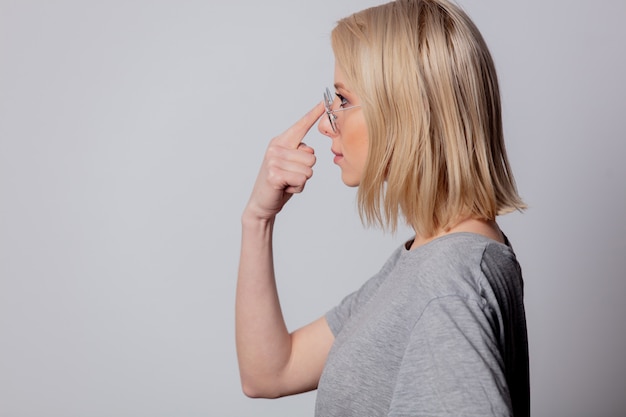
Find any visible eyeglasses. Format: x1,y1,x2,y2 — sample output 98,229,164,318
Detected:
323,87,361,133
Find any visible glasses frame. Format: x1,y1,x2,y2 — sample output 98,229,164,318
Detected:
323,87,361,133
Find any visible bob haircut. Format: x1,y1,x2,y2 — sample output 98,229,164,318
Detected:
331,0,526,237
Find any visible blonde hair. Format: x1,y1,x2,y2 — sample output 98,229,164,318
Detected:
331,0,526,236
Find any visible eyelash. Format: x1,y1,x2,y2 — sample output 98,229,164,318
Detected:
335,93,349,108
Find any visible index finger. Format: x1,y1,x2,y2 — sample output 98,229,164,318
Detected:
275,102,325,149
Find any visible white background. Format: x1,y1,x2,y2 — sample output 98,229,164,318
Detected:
1,1,625,416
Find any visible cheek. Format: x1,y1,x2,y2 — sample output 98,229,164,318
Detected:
340,112,369,165
353,119,369,163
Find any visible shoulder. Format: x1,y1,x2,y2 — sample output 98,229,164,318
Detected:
399,233,521,299
420,232,518,271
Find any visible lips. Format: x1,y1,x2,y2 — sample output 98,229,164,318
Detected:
332,149,344,164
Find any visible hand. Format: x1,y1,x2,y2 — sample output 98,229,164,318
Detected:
244,102,325,221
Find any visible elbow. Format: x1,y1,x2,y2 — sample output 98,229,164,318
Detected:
240,377,282,399
241,380,267,398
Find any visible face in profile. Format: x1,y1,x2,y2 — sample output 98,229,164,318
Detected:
319,64,369,187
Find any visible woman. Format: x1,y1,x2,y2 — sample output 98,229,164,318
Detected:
236,0,529,415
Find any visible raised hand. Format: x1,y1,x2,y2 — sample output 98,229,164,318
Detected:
244,102,325,221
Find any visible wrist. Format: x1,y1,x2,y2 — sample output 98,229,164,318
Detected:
241,207,275,229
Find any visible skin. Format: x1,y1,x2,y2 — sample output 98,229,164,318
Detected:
318,64,369,187
236,103,335,398
236,63,504,399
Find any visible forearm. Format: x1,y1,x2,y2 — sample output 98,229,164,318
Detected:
235,211,292,397
235,103,326,397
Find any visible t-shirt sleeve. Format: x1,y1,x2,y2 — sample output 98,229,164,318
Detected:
325,289,357,336
325,272,383,337
326,246,404,337
388,295,513,417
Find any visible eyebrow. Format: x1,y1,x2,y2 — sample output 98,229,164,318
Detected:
333,82,351,93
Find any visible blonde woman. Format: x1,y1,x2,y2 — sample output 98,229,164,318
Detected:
236,0,529,415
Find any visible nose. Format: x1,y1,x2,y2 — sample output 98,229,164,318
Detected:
318,112,334,138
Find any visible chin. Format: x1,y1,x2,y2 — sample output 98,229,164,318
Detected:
341,173,361,188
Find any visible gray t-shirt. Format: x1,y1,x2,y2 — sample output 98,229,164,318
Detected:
315,233,529,417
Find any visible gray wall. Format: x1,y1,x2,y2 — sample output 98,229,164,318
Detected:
1,1,624,416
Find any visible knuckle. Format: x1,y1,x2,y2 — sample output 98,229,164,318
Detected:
265,144,281,158
266,166,283,184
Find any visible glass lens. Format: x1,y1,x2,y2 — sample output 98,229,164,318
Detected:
324,87,337,132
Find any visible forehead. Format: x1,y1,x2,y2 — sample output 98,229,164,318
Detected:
333,63,349,90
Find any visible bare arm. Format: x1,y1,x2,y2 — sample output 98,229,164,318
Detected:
236,103,334,398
